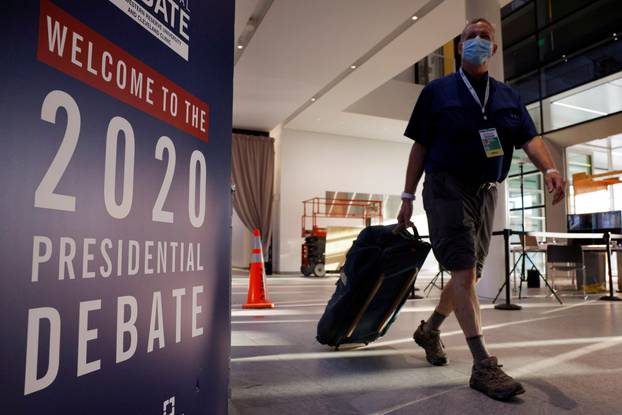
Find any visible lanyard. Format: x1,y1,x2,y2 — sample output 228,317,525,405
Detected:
459,68,489,120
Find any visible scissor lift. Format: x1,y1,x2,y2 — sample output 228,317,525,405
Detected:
301,197,383,277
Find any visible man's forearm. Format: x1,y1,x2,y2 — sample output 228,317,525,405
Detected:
404,142,427,194
522,136,557,172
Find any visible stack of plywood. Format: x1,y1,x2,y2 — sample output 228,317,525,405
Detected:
324,226,362,271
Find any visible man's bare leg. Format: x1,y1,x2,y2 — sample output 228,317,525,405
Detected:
422,273,477,332
415,268,488,365
433,278,454,317
413,277,460,366
450,267,481,338
420,267,524,399
418,279,454,334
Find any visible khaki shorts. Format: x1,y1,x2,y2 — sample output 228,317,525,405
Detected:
422,172,497,278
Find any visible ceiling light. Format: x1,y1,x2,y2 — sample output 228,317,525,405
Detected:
310,97,316,102
237,45,244,49
350,65,357,69
411,15,418,21
552,101,608,116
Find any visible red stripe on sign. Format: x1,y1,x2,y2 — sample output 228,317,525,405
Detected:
37,0,209,142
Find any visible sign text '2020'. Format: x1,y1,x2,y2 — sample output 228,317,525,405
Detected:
34,89,207,227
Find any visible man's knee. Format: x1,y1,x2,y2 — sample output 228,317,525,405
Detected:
451,268,477,288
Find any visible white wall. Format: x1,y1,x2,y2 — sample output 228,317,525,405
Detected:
231,210,252,268
277,128,439,275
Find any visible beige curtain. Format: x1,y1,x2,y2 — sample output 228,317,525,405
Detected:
232,134,275,253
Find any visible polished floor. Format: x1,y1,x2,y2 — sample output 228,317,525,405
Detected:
230,269,622,414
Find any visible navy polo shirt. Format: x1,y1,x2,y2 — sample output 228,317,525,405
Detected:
404,71,537,184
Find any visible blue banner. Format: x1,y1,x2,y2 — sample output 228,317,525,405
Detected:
0,1,233,413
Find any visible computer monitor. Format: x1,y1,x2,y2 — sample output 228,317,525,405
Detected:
567,211,621,245
567,211,621,232
567,213,592,233
595,210,622,231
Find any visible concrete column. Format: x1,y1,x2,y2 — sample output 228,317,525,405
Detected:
542,137,567,232
465,0,505,80
463,0,509,299
270,123,284,273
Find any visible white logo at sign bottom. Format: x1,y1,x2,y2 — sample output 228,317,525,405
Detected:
163,397,175,415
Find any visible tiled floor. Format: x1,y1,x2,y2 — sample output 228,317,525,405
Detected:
230,269,622,414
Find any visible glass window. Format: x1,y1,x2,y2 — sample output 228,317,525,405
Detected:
507,71,541,107
566,150,593,214
540,40,622,105
508,147,545,245
509,206,546,247
537,0,622,66
508,173,545,209
502,1,536,48
574,189,611,214
566,152,592,183
504,35,539,80
502,0,532,19
536,0,612,29
507,71,541,105
541,68,622,132
508,149,538,176
510,207,546,231
525,101,542,134
612,182,622,212
414,47,446,85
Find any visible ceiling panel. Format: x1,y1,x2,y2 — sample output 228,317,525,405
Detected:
287,0,466,141
234,0,261,46
233,0,427,131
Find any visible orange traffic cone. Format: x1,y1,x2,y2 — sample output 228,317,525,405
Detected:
243,229,275,309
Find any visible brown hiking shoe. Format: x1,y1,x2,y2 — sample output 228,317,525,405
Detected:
413,320,448,366
470,356,525,401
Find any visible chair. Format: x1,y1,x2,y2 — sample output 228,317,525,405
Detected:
546,244,586,298
523,235,539,249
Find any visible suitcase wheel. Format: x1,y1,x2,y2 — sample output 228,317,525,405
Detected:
313,263,326,277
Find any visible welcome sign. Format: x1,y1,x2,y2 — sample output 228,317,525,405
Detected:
0,1,233,413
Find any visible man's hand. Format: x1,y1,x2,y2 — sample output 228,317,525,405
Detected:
521,137,566,205
545,170,565,205
397,199,413,225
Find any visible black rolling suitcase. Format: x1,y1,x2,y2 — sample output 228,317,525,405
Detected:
316,224,431,348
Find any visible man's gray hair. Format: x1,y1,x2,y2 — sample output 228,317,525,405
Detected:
460,18,496,42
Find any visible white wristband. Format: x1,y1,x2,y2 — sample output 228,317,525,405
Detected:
401,192,416,201
545,168,559,175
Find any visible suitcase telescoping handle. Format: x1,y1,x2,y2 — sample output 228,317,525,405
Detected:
342,265,420,345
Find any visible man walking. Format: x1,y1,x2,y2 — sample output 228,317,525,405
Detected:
398,18,565,400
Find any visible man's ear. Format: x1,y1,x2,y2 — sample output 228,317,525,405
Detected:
492,42,498,56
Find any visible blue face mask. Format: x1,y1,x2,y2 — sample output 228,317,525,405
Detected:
462,36,493,65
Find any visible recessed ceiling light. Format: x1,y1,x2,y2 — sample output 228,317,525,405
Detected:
311,97,316,102
552,101,608,116
412,15,418,21
237,45,244,49
350,65,357,69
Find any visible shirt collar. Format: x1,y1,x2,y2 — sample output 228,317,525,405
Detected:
462,70,489,87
